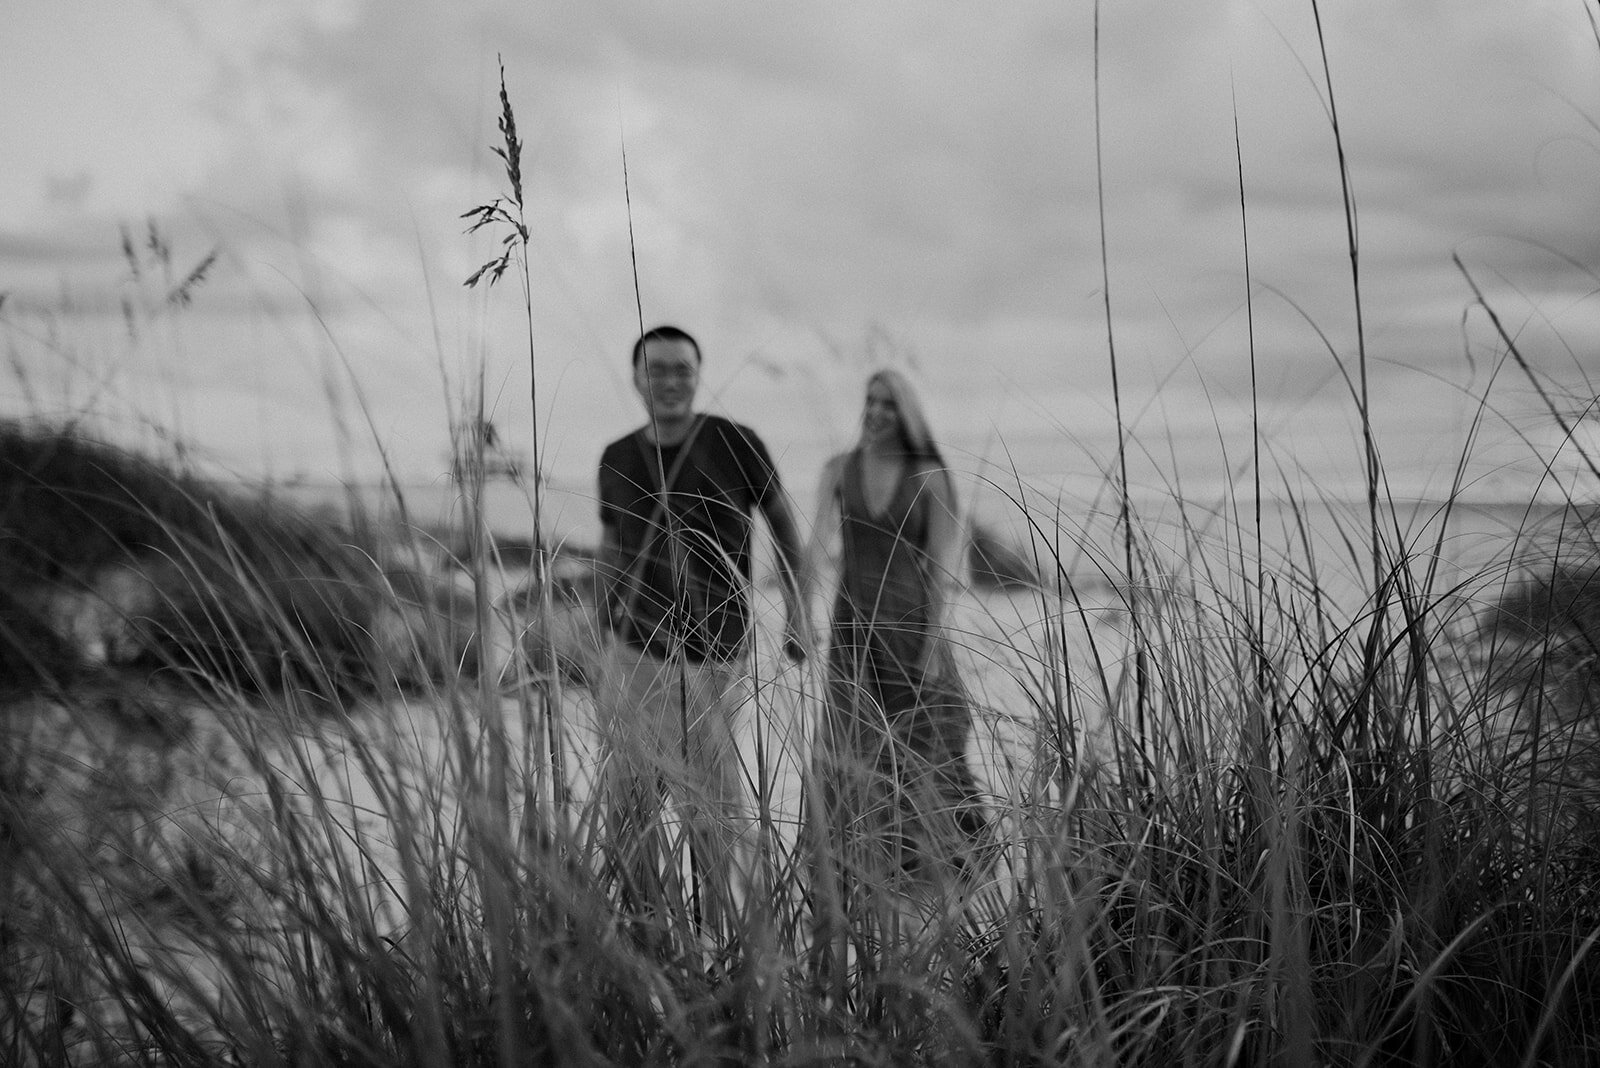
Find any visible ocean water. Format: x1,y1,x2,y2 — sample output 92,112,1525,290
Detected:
280,470,1590,621
279,470,1592,739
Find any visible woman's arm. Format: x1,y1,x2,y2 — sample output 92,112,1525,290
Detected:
921,465,964,630
799,454,846,645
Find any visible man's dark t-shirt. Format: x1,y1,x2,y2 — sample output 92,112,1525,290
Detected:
598,415,782,663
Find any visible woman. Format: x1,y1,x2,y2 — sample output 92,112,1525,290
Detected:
803,369,989,900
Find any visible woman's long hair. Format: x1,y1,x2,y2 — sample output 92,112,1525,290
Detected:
863,368,956,500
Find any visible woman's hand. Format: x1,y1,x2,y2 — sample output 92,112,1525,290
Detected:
782,604,812,664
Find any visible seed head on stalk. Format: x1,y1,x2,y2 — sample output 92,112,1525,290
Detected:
462,57,528,289
456,56,571,819
457,54,550,1068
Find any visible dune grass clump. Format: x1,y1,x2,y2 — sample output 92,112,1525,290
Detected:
9,470,1600,1064
1480,520,1600,727
0,421,476,701
7,423,1600,1063
939,483,1600,1066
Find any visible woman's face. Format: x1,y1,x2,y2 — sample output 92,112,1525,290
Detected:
861,378,903,448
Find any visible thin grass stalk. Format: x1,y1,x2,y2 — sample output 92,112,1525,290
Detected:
1092,0,1150,763
1306,7,1418,816
1264,758,1316,1064
465,373,523,1068
1515,912,1600,1064
460,63,556,1064
316,700,455,1058
1519,503,1579,858
615,119,717,944
463,61,562,790
749,657,776,912
416,250,530,1065
1004,470,1113,805
1043,498,1082,799
496,64,570,813
1454,254,1600,488
44,872,216,1063
1348,911,1500,1068
1309,0,1380,600
1232,89,1283,779
353,728,452,1066
1011,476,1113,777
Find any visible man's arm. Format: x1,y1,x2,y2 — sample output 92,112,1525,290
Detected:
595,451,628,639
760,488,810,663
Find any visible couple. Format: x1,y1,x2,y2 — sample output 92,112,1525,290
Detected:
594,324,989,930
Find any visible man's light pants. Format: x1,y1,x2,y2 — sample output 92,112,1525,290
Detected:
594,638,754,931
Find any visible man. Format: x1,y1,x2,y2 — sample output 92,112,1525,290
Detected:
594,323,806,930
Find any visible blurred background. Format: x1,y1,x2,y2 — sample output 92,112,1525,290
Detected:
5,0,1600,546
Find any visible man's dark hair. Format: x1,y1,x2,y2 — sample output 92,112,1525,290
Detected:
632,324,702,369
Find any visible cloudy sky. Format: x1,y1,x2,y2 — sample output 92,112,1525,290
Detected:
5,0,1600,526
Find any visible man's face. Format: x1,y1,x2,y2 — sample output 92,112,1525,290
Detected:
634,337,700,422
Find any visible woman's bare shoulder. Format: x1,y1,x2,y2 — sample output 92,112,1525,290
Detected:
819,451,851,483
906,458,957,504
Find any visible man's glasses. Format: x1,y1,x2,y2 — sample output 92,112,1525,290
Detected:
643,365,697,381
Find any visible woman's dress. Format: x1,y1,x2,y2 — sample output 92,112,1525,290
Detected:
815,449,988,884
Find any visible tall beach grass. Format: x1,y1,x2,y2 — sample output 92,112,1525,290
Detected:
6,31,1600,1068
7,413,1600,1065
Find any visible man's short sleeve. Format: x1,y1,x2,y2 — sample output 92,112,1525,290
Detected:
728,422,781,508
597,467,615,529
597,440,626,529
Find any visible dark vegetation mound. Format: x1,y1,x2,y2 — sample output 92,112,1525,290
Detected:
967,523,1042,591
0,422,476,702
1481,515,1600,724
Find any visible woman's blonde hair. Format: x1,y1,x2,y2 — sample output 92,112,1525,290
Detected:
862,369,958,517
863,369,942,462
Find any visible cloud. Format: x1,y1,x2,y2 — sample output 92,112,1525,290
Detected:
4,0,1600,501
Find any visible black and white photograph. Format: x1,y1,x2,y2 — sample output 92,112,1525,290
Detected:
5,2,1600,1063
